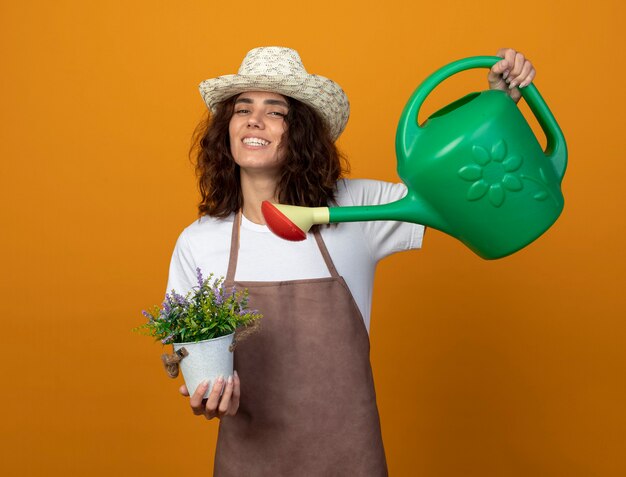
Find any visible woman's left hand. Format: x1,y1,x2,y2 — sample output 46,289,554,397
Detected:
488,48,536,103
180,371,241,420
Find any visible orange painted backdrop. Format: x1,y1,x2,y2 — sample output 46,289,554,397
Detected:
1,1,624,475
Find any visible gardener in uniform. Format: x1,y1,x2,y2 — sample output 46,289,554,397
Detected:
166,46,536,476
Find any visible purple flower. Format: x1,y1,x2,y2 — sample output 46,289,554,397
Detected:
171,291,186,305
196,267,204,287
142,310,154,322
161,333,175,344
213,285,225,305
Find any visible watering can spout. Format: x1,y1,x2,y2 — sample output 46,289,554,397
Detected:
262,194,444,242
328,194,444,231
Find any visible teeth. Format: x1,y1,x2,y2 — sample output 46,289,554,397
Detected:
243,138,269,146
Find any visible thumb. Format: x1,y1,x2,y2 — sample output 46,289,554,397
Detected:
488,59,510,88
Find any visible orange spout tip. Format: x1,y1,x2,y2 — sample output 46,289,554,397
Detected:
261,201,307,241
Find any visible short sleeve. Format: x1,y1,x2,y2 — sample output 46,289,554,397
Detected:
339,179,425,261
166,229,197,296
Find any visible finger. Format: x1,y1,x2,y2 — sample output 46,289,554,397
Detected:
204,375,225,418
189,380,210,415
217,376,235,416
519,67,536,88
498,48,518,80
495,48,520,82
509,60,533,89
503,49,519,67
229,371,241,415
508,53,526,84
488,58,510,85
179,384,190,397
514,61,533,83
496,47,512,59
490,58,508,75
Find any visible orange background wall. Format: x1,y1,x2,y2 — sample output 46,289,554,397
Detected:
1,1,624,476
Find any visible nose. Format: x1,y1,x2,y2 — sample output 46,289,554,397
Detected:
247,111,265,129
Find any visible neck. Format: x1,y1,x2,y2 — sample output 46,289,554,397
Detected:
240,170,279,225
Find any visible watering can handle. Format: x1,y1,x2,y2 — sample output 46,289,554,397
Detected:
396,56,567,179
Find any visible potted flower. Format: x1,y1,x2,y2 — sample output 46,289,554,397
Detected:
136,268,261,398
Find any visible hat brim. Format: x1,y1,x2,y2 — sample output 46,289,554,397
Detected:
199,73,350,141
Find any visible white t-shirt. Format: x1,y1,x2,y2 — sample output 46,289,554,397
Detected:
166,178,424,331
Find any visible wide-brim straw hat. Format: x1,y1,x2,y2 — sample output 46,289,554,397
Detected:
199,46,350,141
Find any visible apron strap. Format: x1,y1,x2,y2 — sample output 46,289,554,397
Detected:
226,211,340,282
225,211,242,284
313,228,340,278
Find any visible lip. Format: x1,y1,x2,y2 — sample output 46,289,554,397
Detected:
241,135,271,147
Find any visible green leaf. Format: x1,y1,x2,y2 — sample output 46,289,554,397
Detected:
472,145,490,165
458,165,483,181
502,174,523,191
503,155,523,172
488,184,505,207
491,140,507,162
467,180,489,201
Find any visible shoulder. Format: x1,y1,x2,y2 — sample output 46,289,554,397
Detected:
171,214,235,259
332,178,424,257
335,178,408,206
177,214,235,242
167,214,235,293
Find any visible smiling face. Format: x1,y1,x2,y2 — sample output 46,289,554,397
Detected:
228,91,289,177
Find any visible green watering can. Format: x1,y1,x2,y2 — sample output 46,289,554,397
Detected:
262,56,567,259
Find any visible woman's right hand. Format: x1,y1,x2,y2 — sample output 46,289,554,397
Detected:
179,371,241,419
487,48,536,103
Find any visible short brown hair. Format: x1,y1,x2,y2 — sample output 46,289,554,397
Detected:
191,95,349,218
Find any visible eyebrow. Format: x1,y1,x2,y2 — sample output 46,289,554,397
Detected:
235,97,289,108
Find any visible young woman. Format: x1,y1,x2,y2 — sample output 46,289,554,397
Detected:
166,46,536,475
